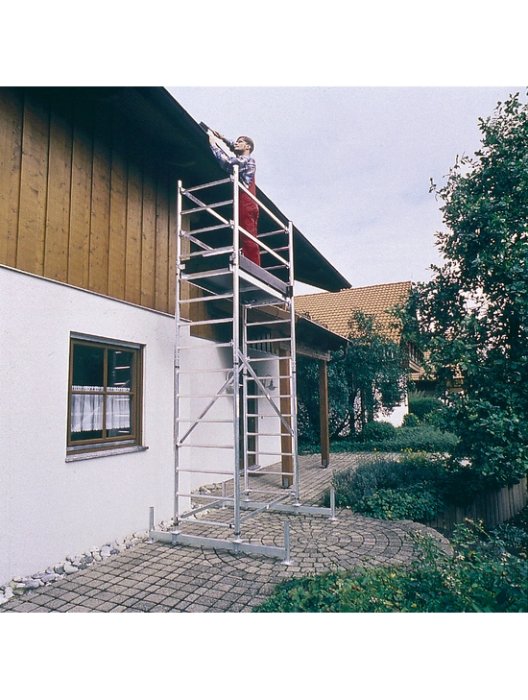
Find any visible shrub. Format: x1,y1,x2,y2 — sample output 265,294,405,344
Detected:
299,422,458,454
358,484,442,522
330,452,446,516
328,452,495,521
494,505,528,558
254,522,528,612
299,423,459,456
358,421,397,442
391,426,458,452
333,425,459,453
298,441,320,455
408,392,443,421
421,406,451,431
402,412,421,427
508,504,528,533
492,523,528,558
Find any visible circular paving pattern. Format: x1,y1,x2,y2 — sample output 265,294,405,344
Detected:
1,452,452,613
202,509,451,581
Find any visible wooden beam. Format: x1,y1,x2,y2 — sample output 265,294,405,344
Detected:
296,341,330,361
319,359,330,468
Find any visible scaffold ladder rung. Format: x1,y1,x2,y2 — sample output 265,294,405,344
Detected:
176,418,234,424
179,317,233,327
246,394,292,399
246,319,291,327
246,356,291,362
177,368,233,375
246,337,291,345
177,393,232,398
178,443,234,449
247,413,293,418
247,451,295,457
181,269,231,282
178,341,233,349
182,177,231,193
180,292,234,304
185,245,234,259
183,199,233,215
183,223,231,235
258,229,289,238
185,493,234,502
176,467,235,476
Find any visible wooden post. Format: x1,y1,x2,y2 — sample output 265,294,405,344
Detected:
280,351,293,488
319,359,330,468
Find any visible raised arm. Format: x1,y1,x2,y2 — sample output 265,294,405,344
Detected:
208,133,255,187
210,129,235,150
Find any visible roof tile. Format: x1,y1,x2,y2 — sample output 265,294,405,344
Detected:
295,281,412,342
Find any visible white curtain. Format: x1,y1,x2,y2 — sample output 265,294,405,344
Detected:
71,386,130,433
106,387,131,430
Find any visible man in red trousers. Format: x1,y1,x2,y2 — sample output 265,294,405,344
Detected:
209,130,261,265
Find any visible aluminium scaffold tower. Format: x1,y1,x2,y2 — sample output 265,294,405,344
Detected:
150,166,335,561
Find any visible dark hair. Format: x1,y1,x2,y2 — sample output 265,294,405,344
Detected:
238,135,254,153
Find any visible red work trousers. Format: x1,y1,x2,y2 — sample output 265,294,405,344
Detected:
239,189,260,265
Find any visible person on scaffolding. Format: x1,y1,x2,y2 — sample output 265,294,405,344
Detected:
208,130,261,266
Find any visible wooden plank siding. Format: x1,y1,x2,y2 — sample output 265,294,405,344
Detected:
154,167,170,311
16,90,50,275
107,108,128,300
124,147,144,306
88,105,112,295
140,157,157,309
0,87,184,316
0,88,23,268
68,98,93,289
44,104,73,283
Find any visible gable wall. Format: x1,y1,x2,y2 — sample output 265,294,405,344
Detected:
0,87,177,315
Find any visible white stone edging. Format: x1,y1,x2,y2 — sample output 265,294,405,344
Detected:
0,520,175,606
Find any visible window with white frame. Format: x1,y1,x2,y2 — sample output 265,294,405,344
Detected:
67,335,142,453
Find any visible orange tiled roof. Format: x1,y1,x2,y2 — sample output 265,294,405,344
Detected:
295,281,412,342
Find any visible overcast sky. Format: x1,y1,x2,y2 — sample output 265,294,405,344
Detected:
169,86,524,294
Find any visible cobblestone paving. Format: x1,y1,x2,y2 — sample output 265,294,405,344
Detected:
1,453,448,613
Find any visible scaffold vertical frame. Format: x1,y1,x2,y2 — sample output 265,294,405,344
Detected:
149,165,333,562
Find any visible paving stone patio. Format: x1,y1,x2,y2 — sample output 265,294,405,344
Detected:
1,453,448,613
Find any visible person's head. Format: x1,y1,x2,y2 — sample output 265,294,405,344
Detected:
234,135,254,155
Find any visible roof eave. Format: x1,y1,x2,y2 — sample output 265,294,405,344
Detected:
139,88,352,292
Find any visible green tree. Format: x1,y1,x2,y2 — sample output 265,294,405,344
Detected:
409,91,528,484
297,311,407,441
296,352,348,444
344,311,407,433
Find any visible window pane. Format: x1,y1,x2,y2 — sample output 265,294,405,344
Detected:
106,394,132,436
71,392,104,440
108,349,133,389
72,344,104,388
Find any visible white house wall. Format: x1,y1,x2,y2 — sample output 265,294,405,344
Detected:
381,396,408,427
353,390,409,429
178,341,281,491
376,393,409,427
0,266,178,582
0,267,283,583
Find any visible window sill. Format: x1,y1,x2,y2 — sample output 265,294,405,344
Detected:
65,445,149,462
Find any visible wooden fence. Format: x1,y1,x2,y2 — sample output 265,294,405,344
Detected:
427,476,528,533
